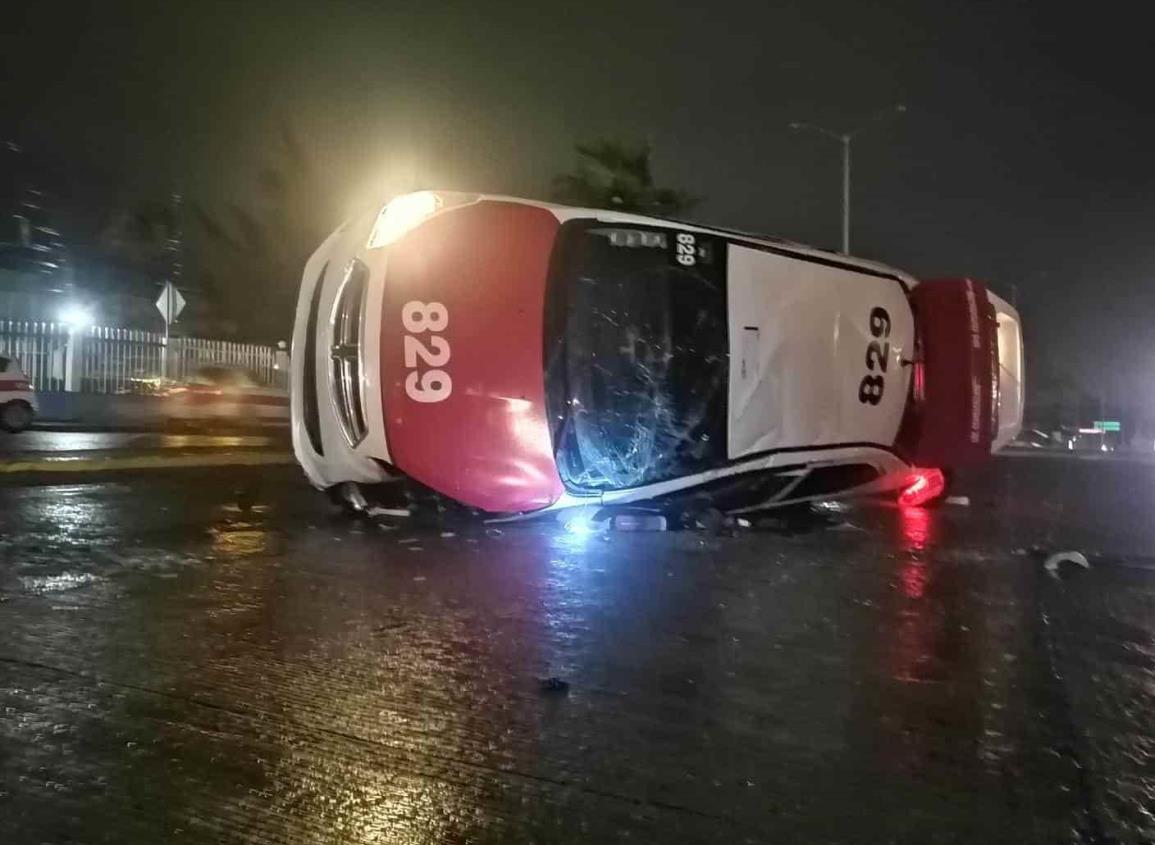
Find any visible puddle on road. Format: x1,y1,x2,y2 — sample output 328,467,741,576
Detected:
18,571,103,594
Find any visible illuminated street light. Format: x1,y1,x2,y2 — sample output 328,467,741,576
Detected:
58,302,94,329
789,104,906,254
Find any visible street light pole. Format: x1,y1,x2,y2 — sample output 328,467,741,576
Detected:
841,136,850,254
789,104,906,255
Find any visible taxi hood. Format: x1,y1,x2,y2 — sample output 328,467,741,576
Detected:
379,201,564,513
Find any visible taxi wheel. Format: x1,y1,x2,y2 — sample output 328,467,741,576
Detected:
0,401,33,433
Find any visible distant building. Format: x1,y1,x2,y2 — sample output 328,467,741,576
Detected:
1,142,67,276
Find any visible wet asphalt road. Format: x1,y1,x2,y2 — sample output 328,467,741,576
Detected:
2,453,1155,843
0,430,292,478
0,431,280,454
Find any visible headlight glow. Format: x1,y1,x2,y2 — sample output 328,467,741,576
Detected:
367,191,442,249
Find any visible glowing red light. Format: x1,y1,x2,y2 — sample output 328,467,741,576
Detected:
898,468,946,507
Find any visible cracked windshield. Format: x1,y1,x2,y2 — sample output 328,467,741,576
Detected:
2,2,1152,843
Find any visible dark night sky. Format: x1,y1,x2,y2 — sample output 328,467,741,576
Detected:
3,0,1154,408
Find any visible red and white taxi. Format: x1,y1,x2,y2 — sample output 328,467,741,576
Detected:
0,354,37,433
291,192,1024,515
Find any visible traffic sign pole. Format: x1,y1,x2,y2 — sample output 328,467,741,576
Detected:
163,285,170,381
156,282,186,383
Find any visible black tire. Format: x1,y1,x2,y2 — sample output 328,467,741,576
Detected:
0,401,34,433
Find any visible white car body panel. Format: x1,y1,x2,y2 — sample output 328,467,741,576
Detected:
725,244,914,460
598,445,910,507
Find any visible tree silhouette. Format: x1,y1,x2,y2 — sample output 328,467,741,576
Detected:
551,140,698,217
99,198,179,287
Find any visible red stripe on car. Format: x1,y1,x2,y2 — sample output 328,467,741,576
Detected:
381,201,564,513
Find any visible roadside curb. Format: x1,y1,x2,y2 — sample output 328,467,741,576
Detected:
0,451,295,474
29,422,289,435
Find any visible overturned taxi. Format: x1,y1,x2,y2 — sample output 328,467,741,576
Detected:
291,192,1023,516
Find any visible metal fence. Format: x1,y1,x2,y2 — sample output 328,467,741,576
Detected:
0,321,69,392
0,321,287,394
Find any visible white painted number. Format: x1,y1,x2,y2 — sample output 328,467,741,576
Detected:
675,232,697,267
401,301,452,402
405,369,452,403
402,301,449,333
404,334,450,368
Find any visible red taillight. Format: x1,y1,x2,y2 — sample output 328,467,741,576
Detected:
899,468,945,507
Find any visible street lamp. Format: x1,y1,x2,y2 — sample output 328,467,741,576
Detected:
789,104,906,254
58,302,94,330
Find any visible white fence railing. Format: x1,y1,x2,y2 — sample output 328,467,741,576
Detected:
0,321,287,394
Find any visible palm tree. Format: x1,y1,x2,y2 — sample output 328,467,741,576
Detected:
552,140,698,216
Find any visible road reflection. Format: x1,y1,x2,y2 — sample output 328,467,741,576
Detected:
3,470,1074,842
208,503,272,557
850,502,983,782
0,431,272,454
898,505,932,600
848,499,1031,796
167,513,556,843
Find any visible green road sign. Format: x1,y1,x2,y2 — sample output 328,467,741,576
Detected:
1094,420,1121,432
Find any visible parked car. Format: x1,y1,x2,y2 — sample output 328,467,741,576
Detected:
0,355,37,433
291,191,1025,516
158,365,288,424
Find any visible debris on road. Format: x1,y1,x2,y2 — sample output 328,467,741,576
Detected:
1044,550,1091,579
368,506,411,518
538,677,570,694
812,500,852,513
612,513,667,531
829,521,866,533
752,504,842,536
1013,545,1047,557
